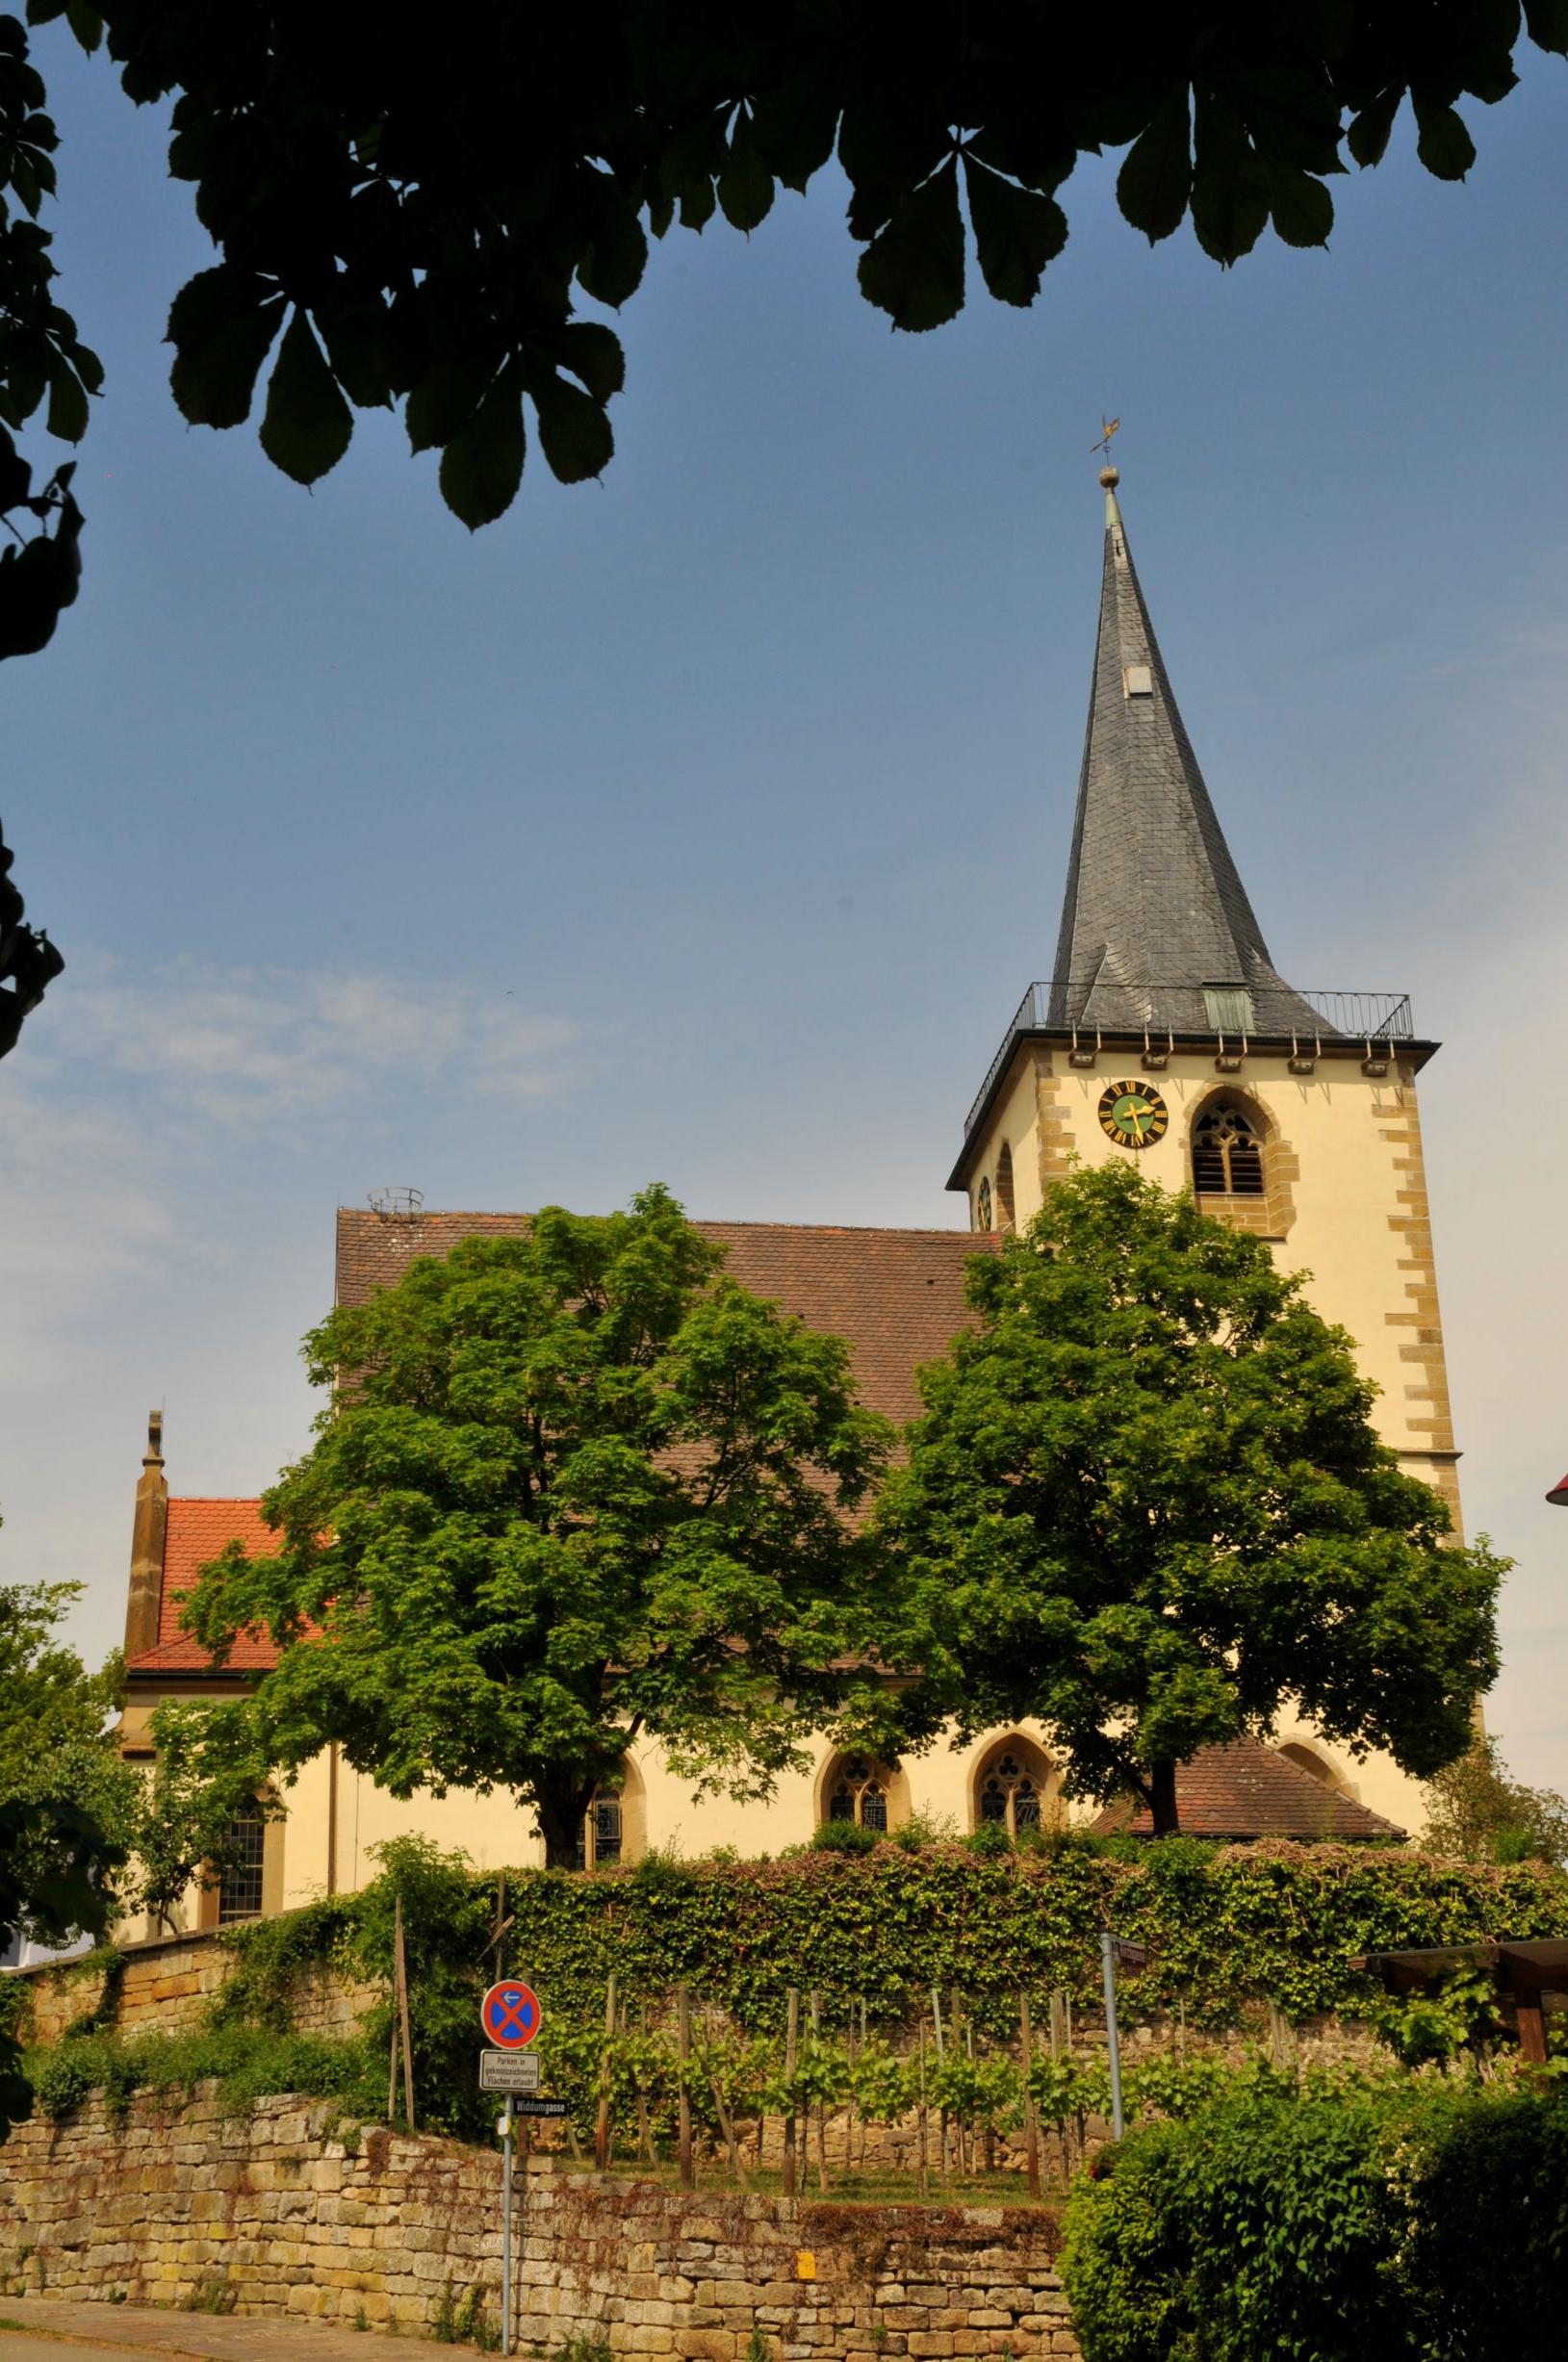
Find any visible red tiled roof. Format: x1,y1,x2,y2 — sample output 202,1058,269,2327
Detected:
335,1209,1000,1430
126,1497,279,1676
1091,1739,1405,1842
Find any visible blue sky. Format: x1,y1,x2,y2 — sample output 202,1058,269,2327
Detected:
5,34,1568,1792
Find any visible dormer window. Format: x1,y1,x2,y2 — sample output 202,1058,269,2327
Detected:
1203,984,1255,1035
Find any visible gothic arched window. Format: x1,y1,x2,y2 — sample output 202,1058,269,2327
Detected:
823,1754,897,1832
994,1142,1015,1233
973,1739,1052,1838
1192,1098,1266,1197
975,1176,993,1232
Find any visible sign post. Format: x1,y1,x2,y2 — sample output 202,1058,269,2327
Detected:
480,1982,543,2358
1098,1936,1147,2142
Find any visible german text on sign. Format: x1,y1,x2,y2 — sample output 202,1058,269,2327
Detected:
480,2050,541,2092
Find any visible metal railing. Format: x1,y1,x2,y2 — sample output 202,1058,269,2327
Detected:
963,985,1416,1139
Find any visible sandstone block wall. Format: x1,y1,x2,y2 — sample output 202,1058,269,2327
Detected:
0,2089,1079,2360
11,1933,377,2047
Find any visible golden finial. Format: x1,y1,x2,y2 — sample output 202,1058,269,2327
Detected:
1092,414,1121,487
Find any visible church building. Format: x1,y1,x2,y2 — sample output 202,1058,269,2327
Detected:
116,468,1456,1929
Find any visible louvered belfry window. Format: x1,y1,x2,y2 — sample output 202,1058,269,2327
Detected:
1193,1101,1266,1197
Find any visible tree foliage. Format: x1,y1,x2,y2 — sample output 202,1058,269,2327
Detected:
176,1185,891,1866
880,1164,1504,1833
1423,1733,1568,1867
8,2,1566,537
0,1576,124,2134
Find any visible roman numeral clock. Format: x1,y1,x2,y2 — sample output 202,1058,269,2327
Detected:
1097,1079,1169,1149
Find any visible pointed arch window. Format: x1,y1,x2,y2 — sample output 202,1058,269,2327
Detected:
973,1739,1052,1838
823,1754,898,1831
1193,1098,1266,1197
974,1176,992,1232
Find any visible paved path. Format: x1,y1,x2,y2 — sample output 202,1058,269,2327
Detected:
0,2297,427,2360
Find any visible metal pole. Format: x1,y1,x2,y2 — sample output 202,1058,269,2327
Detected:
501,2092,514,2357
1100,1933,1125,2141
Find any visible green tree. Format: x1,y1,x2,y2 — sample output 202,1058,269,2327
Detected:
176,1185,890,1867
0,1577,125,2133
8,5,1568,537
1423,1734,1568,1867
879,1163,1503,1836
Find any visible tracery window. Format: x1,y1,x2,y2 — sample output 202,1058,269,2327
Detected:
824,1755,894,1831
1192,1098,1266,1197
973,1741,1050,1838
975,1175,993,1232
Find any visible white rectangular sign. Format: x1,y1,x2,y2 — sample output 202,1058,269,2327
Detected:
480,2050,541,2092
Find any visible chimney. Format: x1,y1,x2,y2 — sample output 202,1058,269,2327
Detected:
124,1409,167,1659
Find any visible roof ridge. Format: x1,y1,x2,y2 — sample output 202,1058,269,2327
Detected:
337,1208,979,1240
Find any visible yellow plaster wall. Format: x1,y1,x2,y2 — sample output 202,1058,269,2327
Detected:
960,1044,1461,1836
965,1048,1458,1476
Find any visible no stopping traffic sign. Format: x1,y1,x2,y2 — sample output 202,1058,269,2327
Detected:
481,1979,542,2050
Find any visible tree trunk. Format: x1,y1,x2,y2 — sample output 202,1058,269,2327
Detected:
1149,1758,1180,1836
536,1781,593,1869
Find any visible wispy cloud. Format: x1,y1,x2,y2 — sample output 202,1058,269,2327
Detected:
26,959,580,1126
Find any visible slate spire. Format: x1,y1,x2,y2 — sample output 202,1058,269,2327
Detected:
1049,470,1319,1040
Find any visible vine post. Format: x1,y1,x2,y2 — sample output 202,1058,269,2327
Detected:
1019,1992,1040,2201
595,1972,616,2170
916,2020,929,2199
677,1985,694,2191
394,1895,415,2131
931,1987,948,2180
810,1990,828,2195
783,1989,799,2197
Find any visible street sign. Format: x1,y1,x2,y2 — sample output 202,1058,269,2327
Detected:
480,2050,541,2092
512,2096,568,2119
1109,1939,1148,1968
481,1979,542,2049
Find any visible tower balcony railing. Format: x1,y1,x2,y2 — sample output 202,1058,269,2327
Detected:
964,985,1415,1140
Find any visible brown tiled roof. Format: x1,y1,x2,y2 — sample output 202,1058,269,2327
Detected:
335,1209,1000,1430
125,1497,280,1676
1091,1739,1405,1842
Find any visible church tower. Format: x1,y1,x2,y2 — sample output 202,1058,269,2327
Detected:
950,465,1464,1566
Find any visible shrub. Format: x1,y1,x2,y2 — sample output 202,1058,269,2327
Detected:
810,1818,882,1855
1062,2077,1568,2362
1398,2081,1568,2361
1065,2085,1402,2359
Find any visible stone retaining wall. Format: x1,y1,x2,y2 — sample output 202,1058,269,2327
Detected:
0,2088,1078,2359
11,1933,377,2046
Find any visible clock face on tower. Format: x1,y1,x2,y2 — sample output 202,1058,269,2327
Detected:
1098,1079,1169,1150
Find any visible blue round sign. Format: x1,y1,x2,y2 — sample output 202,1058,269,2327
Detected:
481,1980,542,2050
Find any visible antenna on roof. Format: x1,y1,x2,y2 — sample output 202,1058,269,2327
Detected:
369,1187,424,1222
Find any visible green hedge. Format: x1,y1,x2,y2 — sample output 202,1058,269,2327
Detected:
315,1836,1568,2032
1061,2076,1568,2362
24,1837,1568,2144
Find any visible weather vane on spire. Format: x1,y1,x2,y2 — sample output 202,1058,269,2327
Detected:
1091,415,1121,464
